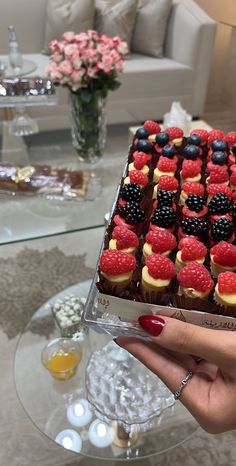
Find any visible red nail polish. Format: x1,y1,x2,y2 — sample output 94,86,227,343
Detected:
138,315,165,336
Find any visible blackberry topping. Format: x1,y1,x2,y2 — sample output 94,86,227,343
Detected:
136,139,153,153
211,139,228,152
181,218,207,236
211,218,233,241
187,134,201,146
118,201,145,224
155,131,170,146
157,189,175,207
185,195,204,212
135,127,150,140
162,144,177,158
183,145,200,160
232,144,236,154
233,203,236,220
120,183,143,203
211,151,227,165
151,206,176,228
208,193,232,214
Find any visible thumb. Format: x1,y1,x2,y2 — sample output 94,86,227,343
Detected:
137,315,235,371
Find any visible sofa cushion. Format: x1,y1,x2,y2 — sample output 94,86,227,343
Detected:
43,0,95,53
131,0,172,58
94,0,137,51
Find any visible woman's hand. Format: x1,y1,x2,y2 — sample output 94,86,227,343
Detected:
115,315,236,434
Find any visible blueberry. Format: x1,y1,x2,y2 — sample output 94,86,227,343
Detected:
211,151,228,165
232,144,236,154
187,134,201,146
135,127,150,139
136,139,153,153
211,139,228,152
162,144,177,158
155,131,170,146
183,144,200,160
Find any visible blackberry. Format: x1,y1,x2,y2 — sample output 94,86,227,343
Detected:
211,139,228,152
181,218,207,236
183,145,200,160
155,131,170,146
208,193,232,214
233,203,236,220
232,144,236,154
185,195,204,212
118,201,145,224
151,206,176,228
135,127,150,140
157,189,175,207
211,151,227,165
187,134,201,146
211,218,233,241
120,183,143,203
136,139,153,153
162,144,177,158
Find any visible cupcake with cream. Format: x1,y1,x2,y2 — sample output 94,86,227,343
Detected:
180,159,202,184
175,236,207,272
109,226,139,255
141,253,176,294
99,249,136,290
123,169,148,188
153,156,177,183
128,151,150,175
179,182,205,205
210,241,236,277
143,227,177,259
177,262,214,300
214,271,236,307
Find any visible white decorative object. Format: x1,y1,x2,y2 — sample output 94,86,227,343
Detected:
55,429,82,453
67,398,93,427
163,101,192,135
88,419,115,448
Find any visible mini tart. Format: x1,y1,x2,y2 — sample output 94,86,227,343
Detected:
101,270,133,289
214,283,236,307
142,242,171,259
153,168,175,183
141,266,170,293
109,239,136,255
128,162,149,175
180,172,201,184
178,285,210,299
210,255,236,277
175,250,205,272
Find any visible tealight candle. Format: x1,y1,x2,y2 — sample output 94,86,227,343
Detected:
67,398,92,427
55,429,82,453
88,419,115,448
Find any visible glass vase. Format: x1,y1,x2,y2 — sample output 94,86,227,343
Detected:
69,89,107,164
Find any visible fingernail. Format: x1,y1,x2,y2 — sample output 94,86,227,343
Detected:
113,338,122,347
138,315,165,336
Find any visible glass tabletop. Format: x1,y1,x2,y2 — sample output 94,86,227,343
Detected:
0,122,130,245
14,282,199,462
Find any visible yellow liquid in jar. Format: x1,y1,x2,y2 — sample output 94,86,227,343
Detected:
46,350,81,380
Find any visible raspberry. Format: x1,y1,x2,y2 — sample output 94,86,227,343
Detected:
165,127,184,140
133,150,152,163
211,241,236,267
208,129,225,146
218,271,236,293
112,226,139,250
190,129,208,144
177,262,213,292
146,253,176,279
182,159,201,179
225,132,236,148
146,228,177,253
208,166,229,184
181,182,205,196
133,155,148,170
178,236,199,249
230,172,236,186
207,184,232,199
180,238,207,261
143,120,161,134
100,249,136,275
129,170,148,187
157,156,177,172
158,175,178,191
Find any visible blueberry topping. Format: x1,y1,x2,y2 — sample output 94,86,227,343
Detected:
183,144,200,160
211,151,228,165
136,139,153,153
155,131,170,146
162,144,177,158
187,134,201,146
211,139,228,152
135,127,150,140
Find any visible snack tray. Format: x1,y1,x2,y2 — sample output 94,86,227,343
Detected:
83,155,236,337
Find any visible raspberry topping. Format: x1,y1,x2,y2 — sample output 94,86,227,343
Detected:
207,184,232,198
230,172,236,186
182,159,201,179
190,129,208,143
133,150,152,163
146,254,176,279
177,263,213,292
145,228,177,253
208,166,229,184
112,226,139,250
157,156,177,173
129,170,148,187
210,241,236,267
208,129,225,145
180,238,207,261
225,132,236,148
143,120,161,134
158,175,178,191
218,271,236,293
165,127,184,140
181,182,205,196
100,249,136,276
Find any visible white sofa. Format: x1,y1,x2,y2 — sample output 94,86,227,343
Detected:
0,0,216,128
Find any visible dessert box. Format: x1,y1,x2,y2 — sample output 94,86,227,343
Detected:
83,124,236,336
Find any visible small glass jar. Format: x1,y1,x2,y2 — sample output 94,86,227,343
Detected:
41,337,82,381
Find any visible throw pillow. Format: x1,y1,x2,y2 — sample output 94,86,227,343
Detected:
43,0,95,54
131,0,172,57
95,0,137,52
